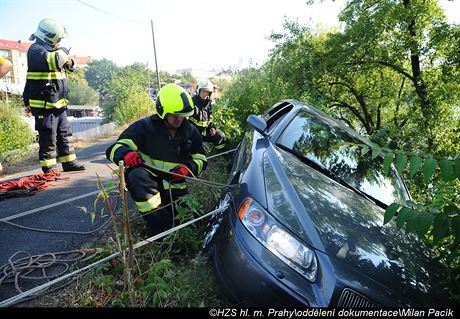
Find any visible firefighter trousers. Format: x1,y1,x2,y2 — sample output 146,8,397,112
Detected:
33,108,77,170
125,167,188,236
203,127,226,149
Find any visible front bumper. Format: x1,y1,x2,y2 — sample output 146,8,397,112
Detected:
210,208,316,307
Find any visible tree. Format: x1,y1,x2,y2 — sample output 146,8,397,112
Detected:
268,1,460,156
85,59,121,98
102,66,153,125
67,67,99,105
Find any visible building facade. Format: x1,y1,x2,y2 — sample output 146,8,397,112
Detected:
0,39,31,94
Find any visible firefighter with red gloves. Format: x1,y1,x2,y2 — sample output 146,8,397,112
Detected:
106,84,207,235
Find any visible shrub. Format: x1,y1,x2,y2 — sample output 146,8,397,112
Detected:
0,102,35,156
102,72,154,125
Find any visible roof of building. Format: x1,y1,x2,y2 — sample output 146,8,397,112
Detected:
0,39,32,53
69,55,94,66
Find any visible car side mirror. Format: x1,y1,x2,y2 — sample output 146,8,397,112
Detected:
247,115,267,137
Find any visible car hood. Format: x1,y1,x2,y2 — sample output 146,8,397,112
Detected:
263,147,452,304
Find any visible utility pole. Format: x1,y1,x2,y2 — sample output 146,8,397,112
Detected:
151,19,161,92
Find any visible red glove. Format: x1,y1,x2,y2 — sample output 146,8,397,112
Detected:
170,164,189,182
123,151,143,167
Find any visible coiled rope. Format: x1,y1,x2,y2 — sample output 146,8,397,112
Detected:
0,170,69,200
0,249,97,304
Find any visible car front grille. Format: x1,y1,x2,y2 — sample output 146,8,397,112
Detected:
337,288,380,308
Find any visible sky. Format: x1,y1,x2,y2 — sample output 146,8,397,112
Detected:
1,0,460,74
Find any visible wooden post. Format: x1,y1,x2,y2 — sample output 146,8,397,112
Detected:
119,161,136,306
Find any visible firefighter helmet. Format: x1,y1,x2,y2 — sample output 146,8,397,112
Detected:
156,84,194,119
30,18,68,46
197,78,214,93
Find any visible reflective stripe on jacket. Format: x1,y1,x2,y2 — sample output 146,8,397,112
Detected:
106,115,207,191
23,39,72,109
190,95,215,135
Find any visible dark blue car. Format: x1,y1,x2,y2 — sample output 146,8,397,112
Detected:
203,100,453,307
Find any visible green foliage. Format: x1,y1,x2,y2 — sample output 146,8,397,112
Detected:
220,66,292,141
267,2,460,157
354,143,459,182
409,155,423,177
67,67,99,106
95,274,115,294
0,102,35,155
102,68,154,125
140,255,223,307
211,101,243,148
176,70,195,84
344,142,459,257
85,58,121,97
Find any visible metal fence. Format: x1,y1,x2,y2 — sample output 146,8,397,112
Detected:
21,116,116,141
71,121,116,140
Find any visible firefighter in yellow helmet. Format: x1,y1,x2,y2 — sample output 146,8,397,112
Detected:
23,18,85,173
106,84,207,235
190,78,226,150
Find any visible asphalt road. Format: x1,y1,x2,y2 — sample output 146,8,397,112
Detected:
0,137,131,302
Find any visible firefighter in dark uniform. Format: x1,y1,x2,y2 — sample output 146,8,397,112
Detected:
190,78,226,150
23,18,85,173
106,84,207,235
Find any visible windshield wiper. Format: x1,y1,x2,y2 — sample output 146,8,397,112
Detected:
276,144,388,209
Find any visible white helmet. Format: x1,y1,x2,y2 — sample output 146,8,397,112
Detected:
197,78,214,93
30,18,68,46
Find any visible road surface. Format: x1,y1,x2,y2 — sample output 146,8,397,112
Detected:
0,138,132,302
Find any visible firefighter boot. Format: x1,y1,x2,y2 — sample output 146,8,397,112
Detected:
42,166,58,174
62,161,86,172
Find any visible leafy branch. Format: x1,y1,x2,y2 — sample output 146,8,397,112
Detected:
341,142,460,248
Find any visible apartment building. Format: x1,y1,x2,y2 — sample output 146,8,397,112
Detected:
0,39,31,94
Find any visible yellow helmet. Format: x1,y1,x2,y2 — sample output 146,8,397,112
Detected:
30,18,68,46
156,84,194,119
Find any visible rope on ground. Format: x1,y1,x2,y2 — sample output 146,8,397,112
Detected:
0,190,102,222
0,192,120,235
1,217,113,235
0,204,228,308
0,148,238,305
0,249,97,304
0,171,70,201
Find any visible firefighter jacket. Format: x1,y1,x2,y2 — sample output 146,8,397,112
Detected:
106,114,207,192
23,39,74,111
190,95,215,135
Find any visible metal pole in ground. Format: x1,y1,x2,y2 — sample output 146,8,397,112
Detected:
151,19,161,92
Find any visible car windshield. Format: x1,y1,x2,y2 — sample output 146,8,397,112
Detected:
276,110,408,206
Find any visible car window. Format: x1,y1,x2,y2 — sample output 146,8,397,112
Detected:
276,110,408,206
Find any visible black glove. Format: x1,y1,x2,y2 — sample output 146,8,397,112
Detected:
64,59,75,72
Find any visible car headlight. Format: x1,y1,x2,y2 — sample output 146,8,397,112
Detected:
237,198,318,282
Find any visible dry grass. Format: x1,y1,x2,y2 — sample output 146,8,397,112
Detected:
0,125,127,178
0,144,39,177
